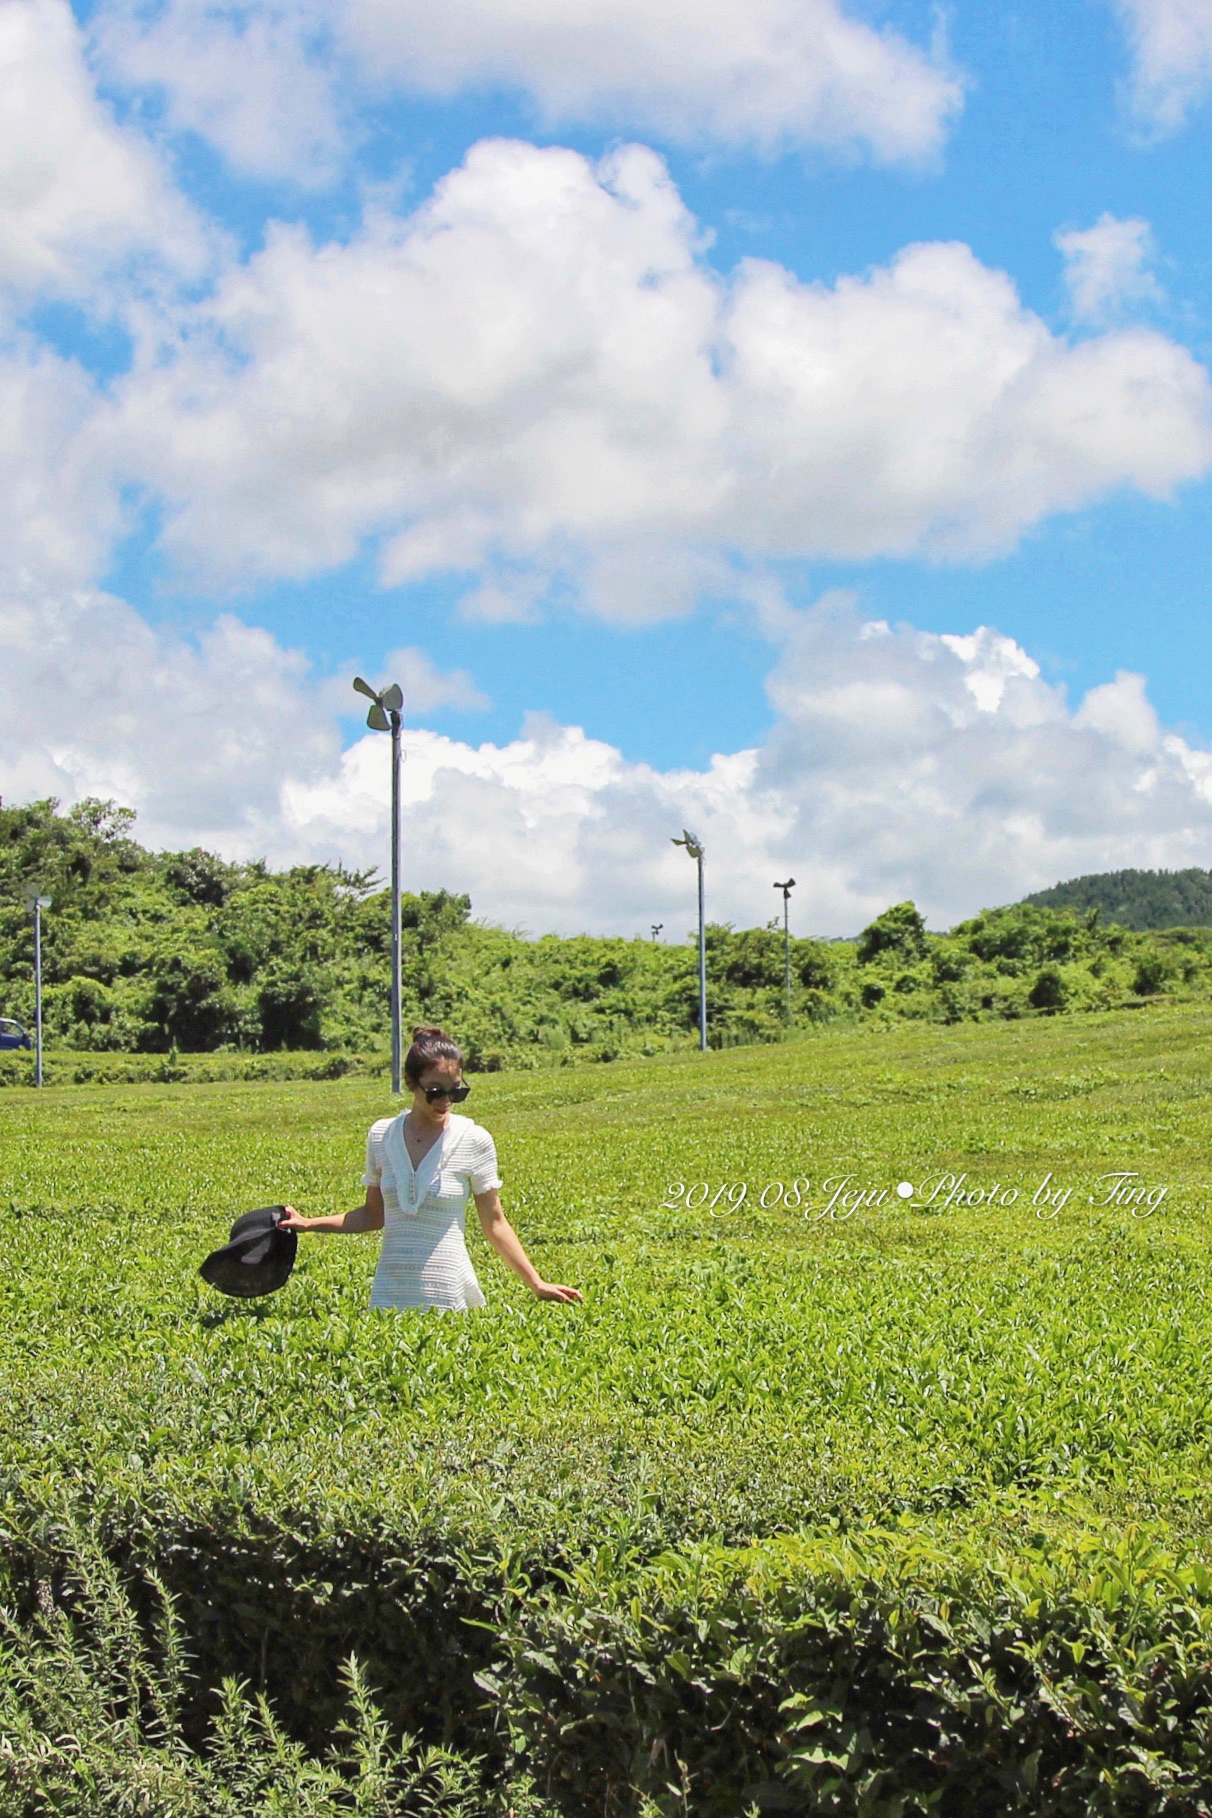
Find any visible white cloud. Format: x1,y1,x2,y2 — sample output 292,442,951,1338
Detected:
317,649,490,719
0,0,207,306
109,141,733,594
90,0,345,187
1055,213,1162,324
1115,0,1212,134
720,238,1209,562
6,588,1212,937
88,0,963,181
0,338,124,586
754,594,1212,924
109,141,1212,614
0,589,340,843
456,573,547,626
383,647,490,714
341,0,964,165
281,717,791,934
0,0,211,592
1073,670,1161,754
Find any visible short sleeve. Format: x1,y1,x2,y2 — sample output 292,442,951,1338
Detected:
467,1125,502,1194
362,1119,389,1188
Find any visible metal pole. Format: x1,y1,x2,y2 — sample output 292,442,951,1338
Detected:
672,830,706,1050
697,851,707,1052
773,879,795,1026
353,675,405,1091
34,899,43,1088
390,707,402,1096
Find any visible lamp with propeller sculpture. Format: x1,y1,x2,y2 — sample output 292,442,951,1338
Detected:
773,878,795,1023
671,830,707,1052
353,676,405,1093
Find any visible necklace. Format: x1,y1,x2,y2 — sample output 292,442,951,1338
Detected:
404,1113,441,1155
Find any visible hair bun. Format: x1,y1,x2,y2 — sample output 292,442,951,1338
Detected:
404,1024,464,1085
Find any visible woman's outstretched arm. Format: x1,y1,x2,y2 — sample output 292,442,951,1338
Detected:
474,1188,582,1302
281,1183,385,1233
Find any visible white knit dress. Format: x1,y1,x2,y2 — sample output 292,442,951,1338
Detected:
363,1111,501,1311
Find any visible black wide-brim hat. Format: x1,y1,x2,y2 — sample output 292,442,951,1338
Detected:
199,1205,298,1298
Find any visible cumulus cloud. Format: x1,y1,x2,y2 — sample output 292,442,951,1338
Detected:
1115,0,1212,134
6,588,1212,937
750,596,1212,927
379,647,490,714
112,142,728,595
0,0,207,306
1073,670,1161,754
718,236,1208,562
1055,213,1163,324
108,140,1212,613
88,0,962,180
90,0,345,187
0,0,210,592
0,590,340,845
0,338,124,586
281,717,790,934
341,0,963,165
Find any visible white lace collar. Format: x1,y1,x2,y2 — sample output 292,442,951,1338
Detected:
384,1112,470,1209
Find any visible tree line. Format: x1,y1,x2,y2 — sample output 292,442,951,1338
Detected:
2,797,1211,1067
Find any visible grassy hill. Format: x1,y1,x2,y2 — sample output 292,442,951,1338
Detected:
3,1006,1212,1809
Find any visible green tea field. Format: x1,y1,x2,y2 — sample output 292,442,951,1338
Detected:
4,1004,1212,1814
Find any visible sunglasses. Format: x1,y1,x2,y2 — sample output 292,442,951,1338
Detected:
420,1082,471,1103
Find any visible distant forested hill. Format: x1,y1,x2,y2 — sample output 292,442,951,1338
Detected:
1018,868,1212,931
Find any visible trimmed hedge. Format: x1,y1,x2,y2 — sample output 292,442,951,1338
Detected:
0,1047,387,1089
5,1492,1212,1815
0,1511,557,1817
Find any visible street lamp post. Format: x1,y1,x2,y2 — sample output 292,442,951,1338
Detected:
773,878,796,1023
353,675,405,1094
25,889,52,1087
672,830,707,1051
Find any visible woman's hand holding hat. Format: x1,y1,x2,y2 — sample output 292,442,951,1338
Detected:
198,1205,297,1298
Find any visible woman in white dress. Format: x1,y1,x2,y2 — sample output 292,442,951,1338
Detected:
280,1026,582,1312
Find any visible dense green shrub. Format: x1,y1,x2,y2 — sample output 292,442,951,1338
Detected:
0,1514,558,1818
1133,950,1173,996
856,903,928,965
6,800,1212,1077
1028,965,1067,1011
6,1497,1212,1816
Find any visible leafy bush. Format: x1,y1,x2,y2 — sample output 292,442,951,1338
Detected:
8,802,1212,1080
1028,965,1067,1011
1132,949,1172,997
856,904,928,965
0,1512,556,1817
7,1499,1212,1816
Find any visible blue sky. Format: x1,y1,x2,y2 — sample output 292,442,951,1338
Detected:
3,0,1212,934
87,0,1212,758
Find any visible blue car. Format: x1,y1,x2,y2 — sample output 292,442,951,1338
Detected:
0,1018,32,1050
